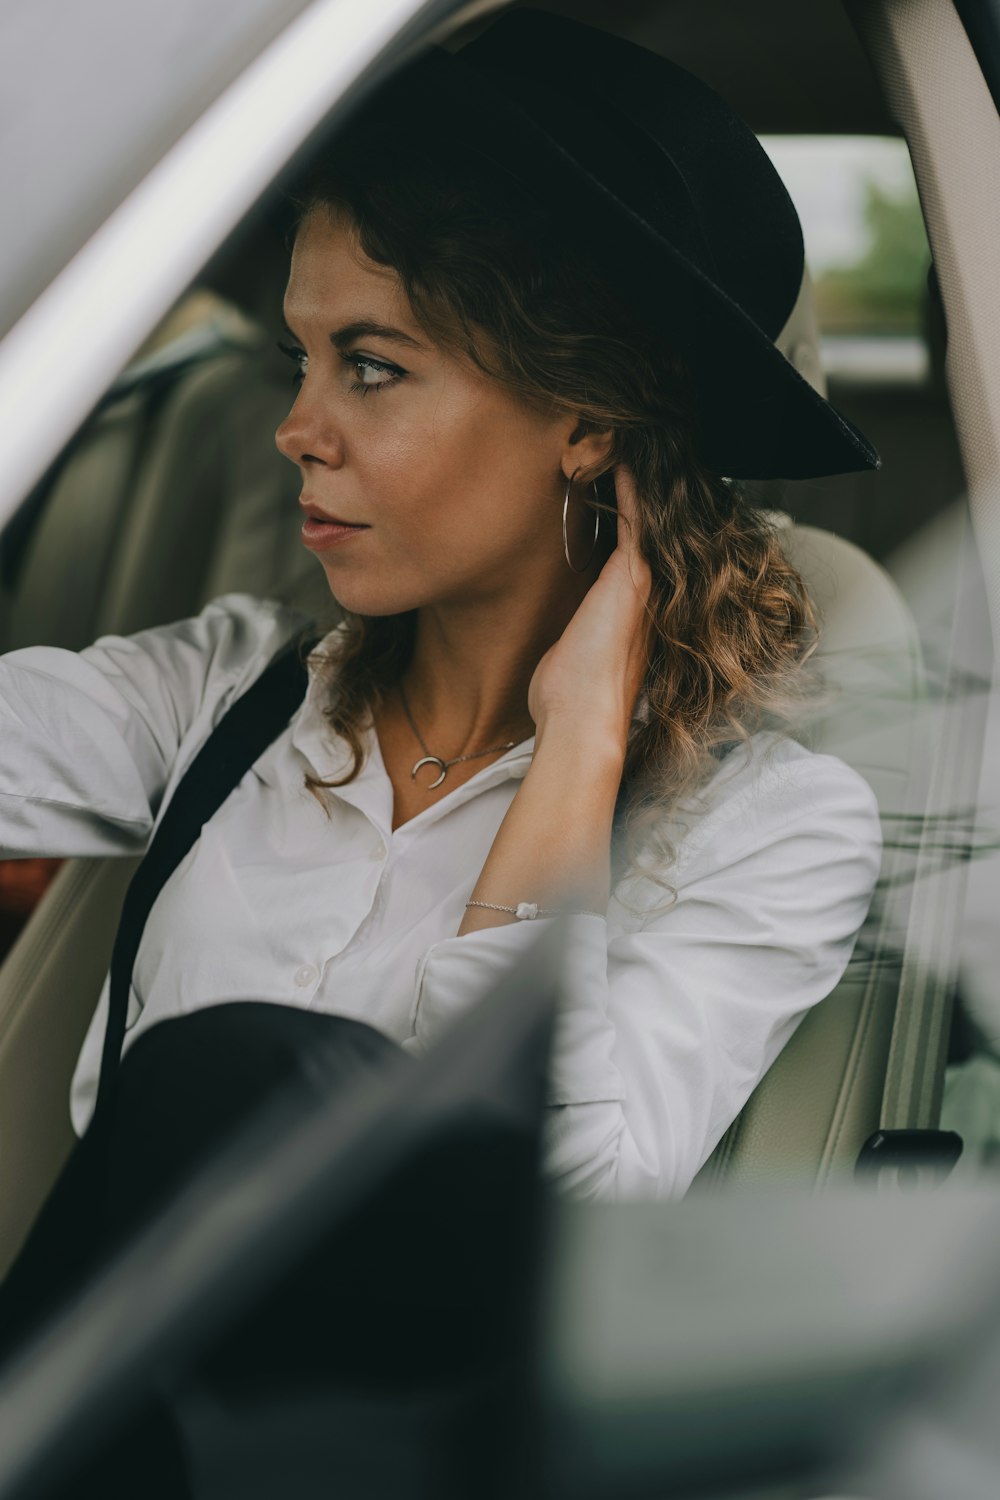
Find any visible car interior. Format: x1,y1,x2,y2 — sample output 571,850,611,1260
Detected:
0,0,994,1281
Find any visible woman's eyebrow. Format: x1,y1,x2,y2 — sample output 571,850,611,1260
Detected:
280,314,425,353
330,319,426,353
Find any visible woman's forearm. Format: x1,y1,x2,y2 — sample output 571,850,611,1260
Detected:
458,718,626,935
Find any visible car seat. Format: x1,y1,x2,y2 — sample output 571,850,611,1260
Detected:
694,515,926,1187
695,270,934,1187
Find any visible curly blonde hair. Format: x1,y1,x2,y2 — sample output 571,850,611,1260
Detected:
289,106,820,907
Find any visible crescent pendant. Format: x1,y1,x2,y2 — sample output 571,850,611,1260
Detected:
411,755,448,789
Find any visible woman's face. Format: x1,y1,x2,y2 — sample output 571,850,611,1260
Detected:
275,204,589,617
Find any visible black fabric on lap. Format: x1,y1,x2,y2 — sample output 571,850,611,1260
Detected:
0,1005,532,1498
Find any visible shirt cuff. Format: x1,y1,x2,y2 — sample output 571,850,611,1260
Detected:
409,913,625,1106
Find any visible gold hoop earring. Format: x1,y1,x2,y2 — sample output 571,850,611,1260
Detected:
562,468,601,573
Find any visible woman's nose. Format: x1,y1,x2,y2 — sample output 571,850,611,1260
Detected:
275,387,344,470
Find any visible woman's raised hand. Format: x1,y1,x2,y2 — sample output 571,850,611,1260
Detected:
528,463,655,754
463,466,654,930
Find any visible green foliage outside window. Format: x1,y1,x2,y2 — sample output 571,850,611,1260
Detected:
813,176,932,335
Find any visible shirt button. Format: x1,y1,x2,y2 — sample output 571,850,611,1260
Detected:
293,964,318,989
370,839,386,860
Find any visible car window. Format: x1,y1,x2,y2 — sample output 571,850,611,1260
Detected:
760,134,932,383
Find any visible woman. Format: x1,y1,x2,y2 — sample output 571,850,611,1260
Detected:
0,7,882,1485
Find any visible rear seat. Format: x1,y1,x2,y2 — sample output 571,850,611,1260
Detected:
0,288,328,652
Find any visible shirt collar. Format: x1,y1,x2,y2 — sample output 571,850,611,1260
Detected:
287,625,535,833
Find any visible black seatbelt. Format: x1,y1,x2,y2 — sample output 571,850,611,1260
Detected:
93,629,320,1128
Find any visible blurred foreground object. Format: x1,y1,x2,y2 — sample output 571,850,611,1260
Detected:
0,919,562,1500
537,1185,1000,1500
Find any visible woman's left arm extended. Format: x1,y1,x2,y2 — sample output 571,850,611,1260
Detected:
459,465,653,933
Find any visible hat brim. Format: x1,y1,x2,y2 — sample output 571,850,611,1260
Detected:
417,48,880,482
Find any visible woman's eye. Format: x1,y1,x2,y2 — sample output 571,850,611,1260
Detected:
275,342,404,396
276,341,307,387
342,353,404,396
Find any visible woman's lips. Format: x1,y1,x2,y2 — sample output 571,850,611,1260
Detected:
301,517,370,551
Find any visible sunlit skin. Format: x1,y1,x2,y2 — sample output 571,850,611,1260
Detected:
276,206,611,735
276,203,654,921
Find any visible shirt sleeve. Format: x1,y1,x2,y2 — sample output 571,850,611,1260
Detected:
407,741,883,1201
0,593,309,859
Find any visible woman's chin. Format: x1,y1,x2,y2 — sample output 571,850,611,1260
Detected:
318,573,425,618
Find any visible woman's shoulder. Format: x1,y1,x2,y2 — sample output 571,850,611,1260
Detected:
177,591,316,666
613,731,882,922
56,592,320,745
675,730,881,869
83,591,314,689
698,729,877,816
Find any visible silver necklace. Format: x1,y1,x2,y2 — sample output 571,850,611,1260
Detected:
397,682,530,790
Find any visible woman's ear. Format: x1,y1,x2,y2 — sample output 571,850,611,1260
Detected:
563,421,615,483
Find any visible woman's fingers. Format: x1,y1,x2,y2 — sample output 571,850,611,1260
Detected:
612,463,652,596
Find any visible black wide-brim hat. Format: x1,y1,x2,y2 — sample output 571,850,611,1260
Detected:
374,8,880,482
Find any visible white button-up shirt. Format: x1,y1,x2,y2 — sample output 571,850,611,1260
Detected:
0,594,882,1198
